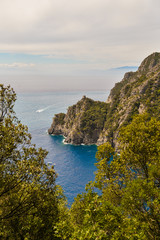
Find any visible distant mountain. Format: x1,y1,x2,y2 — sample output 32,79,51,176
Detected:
48,52,160,149
109,66,138,71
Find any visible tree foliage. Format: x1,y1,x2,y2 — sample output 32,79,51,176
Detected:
55,114,160,239
0,85,63,239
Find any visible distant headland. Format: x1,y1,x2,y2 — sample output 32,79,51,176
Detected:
48,52,160,149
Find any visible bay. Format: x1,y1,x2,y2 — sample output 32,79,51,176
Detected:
14,91,109,204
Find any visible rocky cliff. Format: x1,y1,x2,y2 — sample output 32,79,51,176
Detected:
48,96,108,144
48,52,160,148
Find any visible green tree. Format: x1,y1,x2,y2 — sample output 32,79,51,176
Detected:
94,114,160,239
0,85,63,239
56,113,160,239
118,114,160,239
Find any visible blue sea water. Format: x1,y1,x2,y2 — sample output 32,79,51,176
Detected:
14,91,109,204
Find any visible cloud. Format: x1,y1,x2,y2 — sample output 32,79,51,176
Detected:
0,0,160,91
0,0,160,58
0,62,35,69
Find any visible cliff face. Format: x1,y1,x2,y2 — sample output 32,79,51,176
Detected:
48,52,160,148
48,96,108,144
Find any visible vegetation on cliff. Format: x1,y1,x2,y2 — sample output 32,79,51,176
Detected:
48,96,108,144
103,52,160,147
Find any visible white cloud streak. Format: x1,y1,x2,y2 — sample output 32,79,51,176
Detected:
0,63,35,68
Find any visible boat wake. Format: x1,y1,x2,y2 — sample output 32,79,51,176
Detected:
36,106,50,113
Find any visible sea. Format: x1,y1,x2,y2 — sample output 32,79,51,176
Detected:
14,91,109,205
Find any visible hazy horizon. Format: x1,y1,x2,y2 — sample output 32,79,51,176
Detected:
1,66,138,92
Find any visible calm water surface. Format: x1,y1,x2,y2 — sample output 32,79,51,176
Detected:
14,91,109,204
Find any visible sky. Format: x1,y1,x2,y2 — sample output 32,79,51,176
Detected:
0,0,160,92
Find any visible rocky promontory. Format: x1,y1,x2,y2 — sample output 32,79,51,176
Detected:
48,96,108,145
48,52,160,148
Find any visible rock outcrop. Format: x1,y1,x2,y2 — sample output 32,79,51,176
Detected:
48,52,160,148
48,96,108,145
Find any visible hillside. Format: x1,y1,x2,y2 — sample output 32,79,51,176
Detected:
48,52,160,148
